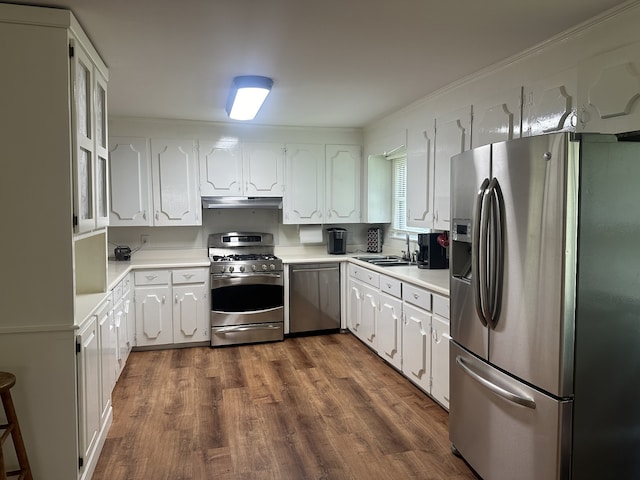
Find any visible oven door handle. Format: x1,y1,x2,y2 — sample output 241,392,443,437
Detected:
212,273,282,279
214,323,282,333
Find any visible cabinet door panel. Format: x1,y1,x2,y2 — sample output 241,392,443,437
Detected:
135,287,173,345
173,284,208,343
284,144,324,224
472,87,522,148
325,145,361,223
109,137,151,225
407,122,435,228
378,293,402,370
361,284,378,351
431,315,450,410
243,142,284,196
523,68,577,137
434,106,471,231
199,139,242,196
151,139,200,226
578,41,640,133
77,317,100,463
402,303,431,393
347,279,363,336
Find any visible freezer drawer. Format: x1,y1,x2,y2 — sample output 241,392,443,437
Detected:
449,342,572,480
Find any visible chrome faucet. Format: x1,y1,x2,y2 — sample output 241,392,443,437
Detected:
402,233,411,261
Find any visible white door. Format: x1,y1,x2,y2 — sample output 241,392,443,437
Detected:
577,40,640,134
199,139,243,196
94,70,109,229
150,138,200,226
347,278,364,338
361,283,379,352
135,286,173,346
406,121,435,228
243,142,285,196
283,144,324,224
109,137,151,226
377,292,403,370
402,303,431,393
434,106,471,231
76,316,101,466
472,87,522,148
523,68,577,137
431,314,450,409
173,284,208,343
325,145,361,223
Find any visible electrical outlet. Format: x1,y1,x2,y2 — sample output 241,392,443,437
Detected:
140,234,150,247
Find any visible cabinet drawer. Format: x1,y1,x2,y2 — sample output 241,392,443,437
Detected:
403,284,431,311
134,270,170,286
379,275,402,298
350,265,379,288
433,294,449,319
172,268,207,284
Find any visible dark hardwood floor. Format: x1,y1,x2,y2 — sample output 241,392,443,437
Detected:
93,333,478,480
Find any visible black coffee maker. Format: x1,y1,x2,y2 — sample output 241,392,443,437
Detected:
417,233,448,269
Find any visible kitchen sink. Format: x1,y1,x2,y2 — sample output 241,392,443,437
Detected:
353,255,413,267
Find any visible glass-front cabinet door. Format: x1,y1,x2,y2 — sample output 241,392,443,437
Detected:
71,39,109,234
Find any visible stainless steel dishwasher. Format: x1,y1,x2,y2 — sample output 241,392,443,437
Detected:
289,263,340,334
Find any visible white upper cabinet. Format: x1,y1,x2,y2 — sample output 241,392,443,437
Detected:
406,120,435,228
150,139,201,226
109,137,151,226
577,41,640,134
523,68,577,137
284,143,361,224
325,144,361,223
243,142,285,197
199,140,284,197
284,144,325,224
199,139,243,196
71,41,109,234
471,87,523,148
433,106,471,231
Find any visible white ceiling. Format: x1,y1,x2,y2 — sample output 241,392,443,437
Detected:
13,0,629,128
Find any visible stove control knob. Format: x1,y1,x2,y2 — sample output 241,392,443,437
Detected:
269,264,276,271
239,265,245,272
219,266,226,273
262,264,268,271
229,266,234,273
251,264,257,272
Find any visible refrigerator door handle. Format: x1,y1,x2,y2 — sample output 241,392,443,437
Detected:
473,178,491,327
487,177,505,329
456,356,537,409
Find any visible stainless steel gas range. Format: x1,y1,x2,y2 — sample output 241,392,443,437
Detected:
208,232,284,347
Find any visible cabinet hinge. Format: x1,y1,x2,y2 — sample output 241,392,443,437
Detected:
69,44,75,58
78,456,84,468
73,215,78,227
76,341,81,354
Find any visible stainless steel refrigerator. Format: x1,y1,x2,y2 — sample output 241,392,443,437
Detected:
449,132,640,480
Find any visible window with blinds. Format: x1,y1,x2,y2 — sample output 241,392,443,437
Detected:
391,154,421,235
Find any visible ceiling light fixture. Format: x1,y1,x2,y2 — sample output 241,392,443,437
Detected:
225,75,274,121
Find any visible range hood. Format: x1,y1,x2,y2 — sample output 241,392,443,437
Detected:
201,196,283,209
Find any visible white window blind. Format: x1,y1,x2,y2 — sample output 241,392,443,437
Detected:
392,156,408,231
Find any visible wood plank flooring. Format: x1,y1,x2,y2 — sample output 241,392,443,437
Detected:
93,333,478,480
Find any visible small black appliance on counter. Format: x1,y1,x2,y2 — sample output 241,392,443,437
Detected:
114,246,132,261
326,228,347,254
417,233,448,269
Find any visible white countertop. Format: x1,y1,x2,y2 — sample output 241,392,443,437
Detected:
76,247,450,326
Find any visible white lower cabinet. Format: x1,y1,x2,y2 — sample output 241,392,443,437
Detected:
402,302,432,393
112,273,133,377
97,296,117,423
377,275,402,371
134,268,209,347
347,263,450,410
76,314,101,474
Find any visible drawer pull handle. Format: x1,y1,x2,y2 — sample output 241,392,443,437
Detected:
145,275,158,281
182,274,194,279
386,282,392,288
413,293,419,299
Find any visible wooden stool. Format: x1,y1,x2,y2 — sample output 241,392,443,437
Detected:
0,372,32,480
